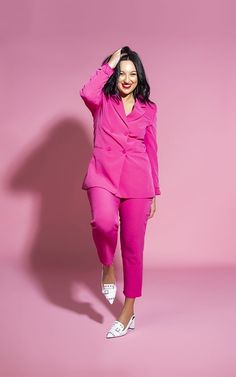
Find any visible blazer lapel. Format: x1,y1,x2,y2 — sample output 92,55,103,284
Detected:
110,96,147,128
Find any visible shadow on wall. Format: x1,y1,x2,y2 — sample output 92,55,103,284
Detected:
7,116,122,323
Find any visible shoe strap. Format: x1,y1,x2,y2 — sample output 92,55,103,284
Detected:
103,283,116,288
109,321,124,335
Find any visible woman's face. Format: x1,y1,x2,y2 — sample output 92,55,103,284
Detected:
116,60,138,97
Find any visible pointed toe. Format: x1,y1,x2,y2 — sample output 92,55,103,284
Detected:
105,314,135,338
106,331,114,338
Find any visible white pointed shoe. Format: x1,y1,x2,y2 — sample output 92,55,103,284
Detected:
106,314,135,338
101,270,117,305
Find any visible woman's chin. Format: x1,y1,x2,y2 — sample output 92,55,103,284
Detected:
118,89,134,97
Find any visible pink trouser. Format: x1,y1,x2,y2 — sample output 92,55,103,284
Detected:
87,187,152,298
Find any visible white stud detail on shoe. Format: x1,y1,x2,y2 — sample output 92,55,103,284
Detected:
106,314,135,338
101,270,117,304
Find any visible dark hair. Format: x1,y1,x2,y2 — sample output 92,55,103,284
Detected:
101,46,154,105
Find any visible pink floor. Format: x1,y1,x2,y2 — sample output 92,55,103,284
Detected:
1,261,235,377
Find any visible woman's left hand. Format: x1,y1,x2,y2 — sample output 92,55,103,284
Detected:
148,197,157,219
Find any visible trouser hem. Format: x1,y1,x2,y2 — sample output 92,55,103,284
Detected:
123,290,142,298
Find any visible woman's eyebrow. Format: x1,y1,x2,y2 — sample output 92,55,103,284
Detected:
120,70,137,73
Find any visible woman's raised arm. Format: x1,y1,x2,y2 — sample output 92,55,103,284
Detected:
80,62,114,113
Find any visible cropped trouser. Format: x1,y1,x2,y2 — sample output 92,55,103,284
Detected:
87,187,152,298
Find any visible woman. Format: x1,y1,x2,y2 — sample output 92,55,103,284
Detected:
80,46,161,338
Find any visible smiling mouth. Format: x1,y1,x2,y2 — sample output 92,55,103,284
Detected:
122,84,132,88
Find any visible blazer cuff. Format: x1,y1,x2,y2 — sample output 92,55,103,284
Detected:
154,187,161,195
101,62,115,75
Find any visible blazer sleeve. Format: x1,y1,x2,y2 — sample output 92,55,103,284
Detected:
144,104,161,196
79,62,115,114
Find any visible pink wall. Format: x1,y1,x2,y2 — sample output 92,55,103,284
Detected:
1,0,235,267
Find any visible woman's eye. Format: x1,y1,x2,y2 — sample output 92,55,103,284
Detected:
119,73,137,76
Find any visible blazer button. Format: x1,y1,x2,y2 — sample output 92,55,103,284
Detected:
107,146,111,151
122,149,126,154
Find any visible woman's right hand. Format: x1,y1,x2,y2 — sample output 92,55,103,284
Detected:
108,48,127,69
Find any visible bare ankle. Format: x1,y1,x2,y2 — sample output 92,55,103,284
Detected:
102,264,114,272
102,264,116,283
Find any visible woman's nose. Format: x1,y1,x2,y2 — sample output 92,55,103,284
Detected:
124,76,131,83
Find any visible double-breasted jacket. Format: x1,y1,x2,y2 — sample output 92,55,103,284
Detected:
80,62,161,198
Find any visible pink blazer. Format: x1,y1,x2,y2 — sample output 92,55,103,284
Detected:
80,62,161,198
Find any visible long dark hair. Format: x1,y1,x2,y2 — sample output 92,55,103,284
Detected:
101,46,154,105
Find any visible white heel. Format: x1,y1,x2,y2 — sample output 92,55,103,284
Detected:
129,316,135,329
101,269,117,305
106,314,136,338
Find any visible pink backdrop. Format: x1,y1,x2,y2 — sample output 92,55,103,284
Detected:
1,1,236,377
1,0,236,268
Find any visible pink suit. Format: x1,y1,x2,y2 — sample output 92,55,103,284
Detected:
80,62,161,198
80,62,161,297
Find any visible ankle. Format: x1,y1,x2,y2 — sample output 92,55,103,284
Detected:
121,305,134,314
102,264,116,284
118,308,134,322
102,264,114,273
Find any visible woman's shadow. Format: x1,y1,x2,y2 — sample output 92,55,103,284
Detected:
7,116,122,323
